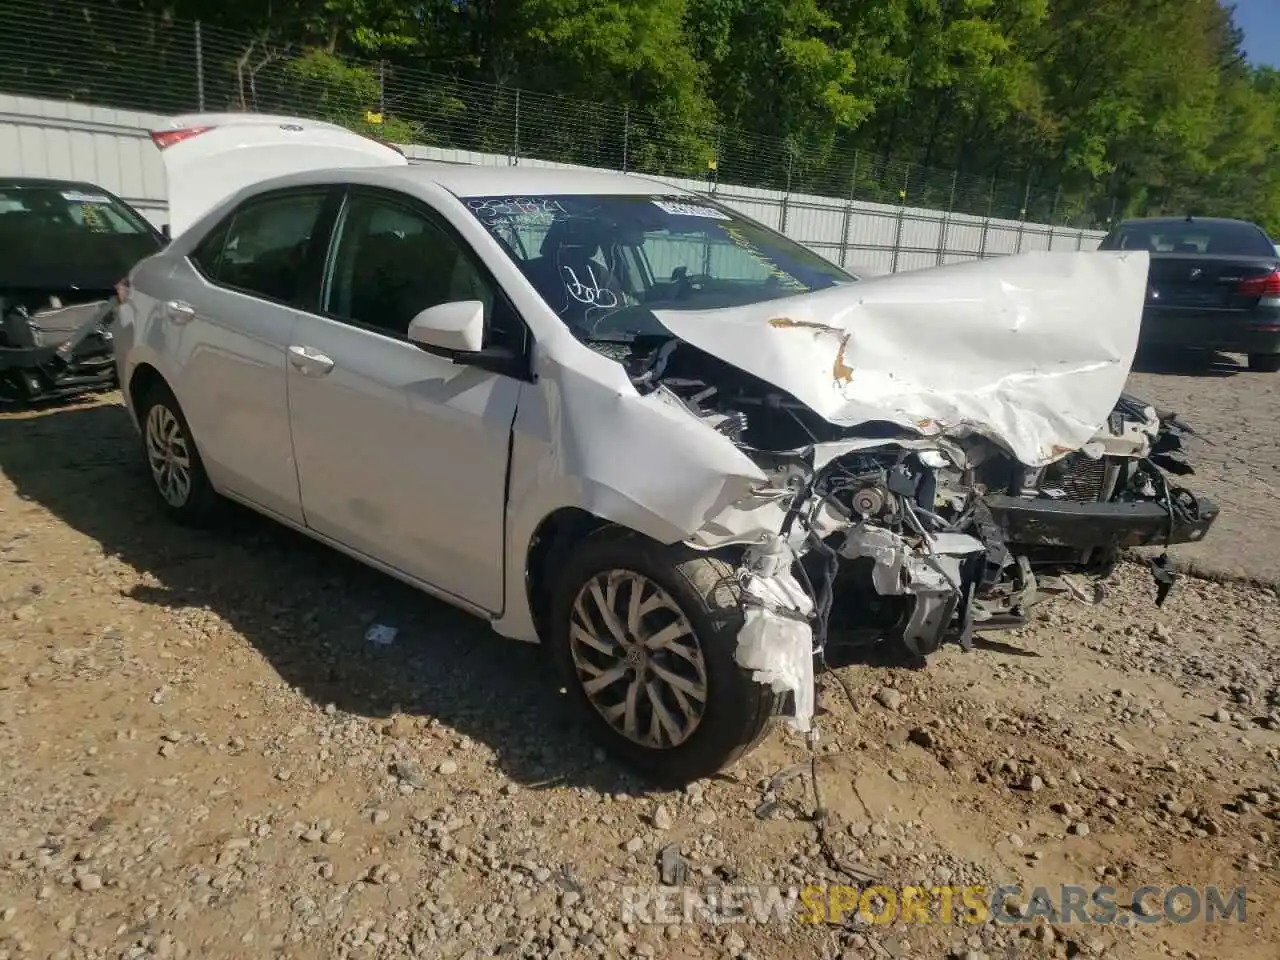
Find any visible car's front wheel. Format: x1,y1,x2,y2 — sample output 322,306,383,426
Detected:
138,381,219,524
548,531,782,786
1247,352,1280,373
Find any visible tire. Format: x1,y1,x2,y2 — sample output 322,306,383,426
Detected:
1247,353,1280,373
138,380,219,525
548,530,782,787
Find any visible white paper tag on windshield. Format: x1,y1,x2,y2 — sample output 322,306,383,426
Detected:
62,190,112,204
651,199,730,220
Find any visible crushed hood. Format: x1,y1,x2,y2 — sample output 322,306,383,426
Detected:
652,250,1150,467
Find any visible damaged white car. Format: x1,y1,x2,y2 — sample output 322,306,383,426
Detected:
113,115,1218,785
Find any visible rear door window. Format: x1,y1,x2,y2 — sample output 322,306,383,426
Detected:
191,190,329,306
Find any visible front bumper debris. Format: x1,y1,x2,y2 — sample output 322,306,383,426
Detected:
734,568,816,733
0,298,118,403
983,490,1218,550
838,526,986,657
722,437,1220,733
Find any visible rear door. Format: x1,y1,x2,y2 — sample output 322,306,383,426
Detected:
160,185,341,524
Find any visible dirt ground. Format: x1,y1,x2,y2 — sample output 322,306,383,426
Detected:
1,354,1277,960
1127,351,1280,586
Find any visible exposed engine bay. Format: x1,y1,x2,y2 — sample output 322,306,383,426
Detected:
0,290,119,403
610,333,1218,673
0,177,165,404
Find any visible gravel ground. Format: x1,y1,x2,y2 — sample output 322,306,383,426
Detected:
1,370,1278,960
1128,351,1280,586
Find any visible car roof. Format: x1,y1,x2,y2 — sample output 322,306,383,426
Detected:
1110,216,1264,229
256,162,695,201
0,176,121,193
406,163,689,198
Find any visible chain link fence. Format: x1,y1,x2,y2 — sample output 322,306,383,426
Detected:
0,0,1109,230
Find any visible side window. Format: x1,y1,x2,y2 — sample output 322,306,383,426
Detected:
325,192,519,350
190,191,327,305
190,220,230,280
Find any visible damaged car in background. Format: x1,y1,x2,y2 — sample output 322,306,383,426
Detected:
113,117,1218,784
0,177,165,404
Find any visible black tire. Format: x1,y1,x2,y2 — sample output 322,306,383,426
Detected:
548,530,782,787
1247,352,1280,373
137,380,220,525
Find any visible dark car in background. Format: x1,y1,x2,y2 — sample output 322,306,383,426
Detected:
1098,216,1280,372
0,177,166,403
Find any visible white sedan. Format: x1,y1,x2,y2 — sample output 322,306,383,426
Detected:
112,115,1216,785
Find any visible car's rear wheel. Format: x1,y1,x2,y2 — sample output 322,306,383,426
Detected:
548,531,781,786
1247,352,1280,373
139,381,219,524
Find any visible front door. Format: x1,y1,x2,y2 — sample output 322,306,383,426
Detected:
285,187,526,613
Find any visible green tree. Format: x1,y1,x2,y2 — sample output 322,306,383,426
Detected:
5,0,1279,229
688,0,871,147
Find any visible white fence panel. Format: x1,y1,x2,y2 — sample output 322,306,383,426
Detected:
0,93,1107,264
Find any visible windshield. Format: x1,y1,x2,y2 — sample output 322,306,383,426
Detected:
461,193,854,340
0,183,162,291
0,184,154,236
1102,220,1276,257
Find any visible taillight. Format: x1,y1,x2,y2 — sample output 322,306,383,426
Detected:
1237,270,1280,298
150,126,211,150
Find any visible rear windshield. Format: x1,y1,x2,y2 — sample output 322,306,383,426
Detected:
0,184,154,236
1102,220,1275,257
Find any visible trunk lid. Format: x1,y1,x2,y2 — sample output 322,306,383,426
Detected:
152,113,408,239
1146,253,1279,309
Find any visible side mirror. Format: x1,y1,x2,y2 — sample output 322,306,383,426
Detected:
407,300,485,353
161,223,171,240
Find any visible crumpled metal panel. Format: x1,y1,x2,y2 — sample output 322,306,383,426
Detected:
654,250,1150,468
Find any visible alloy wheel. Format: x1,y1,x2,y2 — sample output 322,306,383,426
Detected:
144,403,192,508
568,569,709,749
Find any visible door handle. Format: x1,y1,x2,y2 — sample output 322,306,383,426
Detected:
288,344,335,376
164,299,195,324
